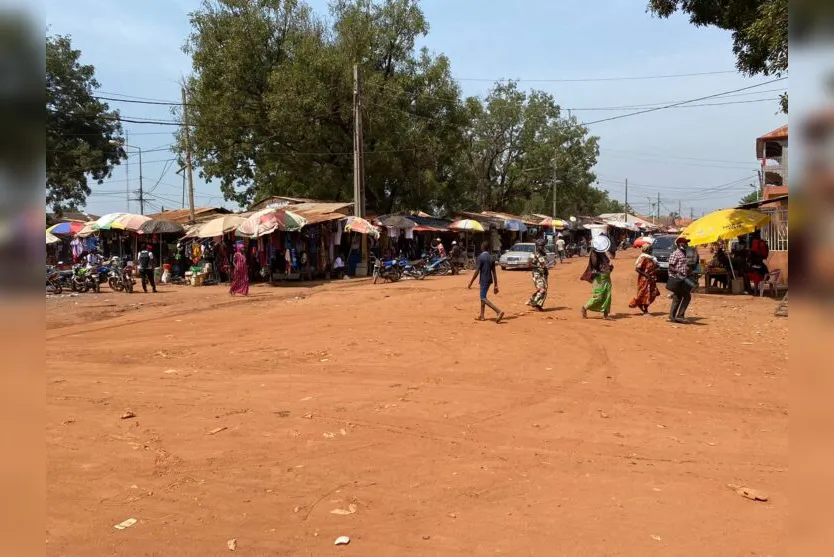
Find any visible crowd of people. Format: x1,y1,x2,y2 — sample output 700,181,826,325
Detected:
466,231,706,325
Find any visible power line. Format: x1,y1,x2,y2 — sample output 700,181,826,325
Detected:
570,97,779,112
454,69,740,83
579,77,787,126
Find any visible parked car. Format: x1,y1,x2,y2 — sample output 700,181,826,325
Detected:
651,234,699,281
499,243,555,270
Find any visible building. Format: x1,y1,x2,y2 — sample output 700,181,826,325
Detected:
752,125,789,282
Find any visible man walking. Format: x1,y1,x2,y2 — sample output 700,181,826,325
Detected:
555,235,566,263
666,237,692,323
468,241,504,323
137,244,157,293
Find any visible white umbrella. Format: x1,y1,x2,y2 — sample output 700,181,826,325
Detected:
191,215,245,238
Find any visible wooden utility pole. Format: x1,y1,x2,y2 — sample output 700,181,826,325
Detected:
656,192,661,224
182,85,196,224
623,178,628,224
353,64,365,218
551,159,558,218
353,64,368,275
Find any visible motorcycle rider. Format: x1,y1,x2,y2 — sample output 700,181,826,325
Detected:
449,241,462,275
85,248,102,270
435,238,447,258
137,244,157,293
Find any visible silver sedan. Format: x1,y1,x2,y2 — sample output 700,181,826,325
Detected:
499,243,555,270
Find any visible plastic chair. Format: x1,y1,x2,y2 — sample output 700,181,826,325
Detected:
759,269,786,298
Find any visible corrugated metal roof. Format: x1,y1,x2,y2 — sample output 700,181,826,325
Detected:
147,207,231,223
287,202,353,215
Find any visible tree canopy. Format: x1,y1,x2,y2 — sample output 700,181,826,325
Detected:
181,0,614,216
46,34,126,213
647,0,788,113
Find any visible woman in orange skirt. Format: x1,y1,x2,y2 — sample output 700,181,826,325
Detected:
628,243,660,315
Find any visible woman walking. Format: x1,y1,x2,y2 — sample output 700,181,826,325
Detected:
580,235,613,320
628,243,660,315
229,242,249,296
527,238,549,311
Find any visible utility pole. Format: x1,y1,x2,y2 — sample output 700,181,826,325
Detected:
677,199,681,225
690,207,694,220
138,147,144,215
182,85,196,223
657,192,661,224
623,178,628,224
353,64,367,275
125,130,130,213
551,159,558,218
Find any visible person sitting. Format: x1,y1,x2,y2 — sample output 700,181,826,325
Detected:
332,254,346,279
708,243,731,289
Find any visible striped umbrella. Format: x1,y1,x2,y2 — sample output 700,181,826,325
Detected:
449,219,485,232
46,221,87,235
237,208,308,238
344,216,380,239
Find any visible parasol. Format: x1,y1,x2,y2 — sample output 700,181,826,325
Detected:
47,221,86,235
538,216,567,230
344,216,380,239
191,215,246,238
448,219,485,232
139,219,185,235
46,230,61,244
378,215,417,229
503,219,527,233
236,208,307,238
112,213,152,231
91,212,129,230
679,209,770,246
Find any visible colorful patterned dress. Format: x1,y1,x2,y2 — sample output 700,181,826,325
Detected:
229,251,249,296
528,251,549,309
628,254,660,310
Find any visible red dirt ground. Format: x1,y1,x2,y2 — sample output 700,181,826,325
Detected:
46,252,787,556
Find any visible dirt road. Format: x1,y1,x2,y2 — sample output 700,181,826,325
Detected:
46,254,787,556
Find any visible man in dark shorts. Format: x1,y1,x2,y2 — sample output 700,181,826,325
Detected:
467,241,504,323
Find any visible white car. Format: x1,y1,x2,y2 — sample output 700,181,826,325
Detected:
499,243,555,270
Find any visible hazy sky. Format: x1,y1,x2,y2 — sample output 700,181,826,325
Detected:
45,0,787,218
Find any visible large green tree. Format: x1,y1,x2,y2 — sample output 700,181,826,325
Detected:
181,0,468,213
647,0,788,112
46,34,126,213
457,81,604,216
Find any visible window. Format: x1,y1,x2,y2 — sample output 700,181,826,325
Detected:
760,207,788,252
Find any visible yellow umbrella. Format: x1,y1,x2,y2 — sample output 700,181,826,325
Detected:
449,219,485,232
679,209,770,246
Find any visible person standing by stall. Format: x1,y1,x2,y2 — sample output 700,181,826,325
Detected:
229,242,249,296
136,245,157,293
468,241,504,323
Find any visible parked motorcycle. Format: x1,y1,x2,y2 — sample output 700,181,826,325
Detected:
423,254,452,277
121,262,136,293
396,255,426,280
372,256,401,283
45,267,62,295
108,266,124,291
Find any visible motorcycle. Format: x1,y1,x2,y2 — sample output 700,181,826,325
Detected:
45,267,62,295
396,255,426,280
372,256,401,283
121,262,136,294
423,254,452,277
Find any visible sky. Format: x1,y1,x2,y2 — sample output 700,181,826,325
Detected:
43,0,787,219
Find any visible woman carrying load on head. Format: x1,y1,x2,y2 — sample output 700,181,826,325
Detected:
580,235,614,320
628,243,660,315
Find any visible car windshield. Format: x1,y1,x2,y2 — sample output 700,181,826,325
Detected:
652,236,675,250
510,244,534,253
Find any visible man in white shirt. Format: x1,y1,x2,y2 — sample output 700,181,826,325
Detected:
333,255,346,278
85,249,102,269
555,236,566,263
